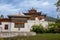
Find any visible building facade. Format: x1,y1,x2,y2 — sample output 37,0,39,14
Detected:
0,8,48,32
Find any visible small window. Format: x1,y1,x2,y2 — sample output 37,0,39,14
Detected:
5,25,8,30
15,24,24,28
0,22,1,25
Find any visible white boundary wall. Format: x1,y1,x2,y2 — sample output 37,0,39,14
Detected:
0,18,48,32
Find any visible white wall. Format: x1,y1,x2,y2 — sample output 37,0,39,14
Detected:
1,22,10,32
0,22,19,32
10,23,18,31
24,19,48,31
0,22,31,32
0,18,48,32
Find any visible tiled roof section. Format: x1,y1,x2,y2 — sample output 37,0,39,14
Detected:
24,12,41,15
8,15,30,18
29,8,36,11
15,22,24,24
23,8,42,15
0,18,11,22
8,13,30,18
8,13,24,16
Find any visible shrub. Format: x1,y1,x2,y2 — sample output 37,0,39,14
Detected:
31,24,44,33
47,23,56,33
47,23,60,33
31,23,60,33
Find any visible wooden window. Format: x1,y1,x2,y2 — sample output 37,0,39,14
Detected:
0,22,1,25
12,20,27,22
15,24,24,28
5,25,8,30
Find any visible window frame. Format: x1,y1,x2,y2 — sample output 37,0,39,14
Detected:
0,22,2,25
5,24,8,30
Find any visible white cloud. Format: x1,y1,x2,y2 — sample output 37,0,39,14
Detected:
0,4,20,15
41,1,50,6
0,0,57,18
19,0,52,9
0,4,19,11
0,0,54,13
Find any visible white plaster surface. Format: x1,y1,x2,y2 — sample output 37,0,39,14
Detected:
0,17,48,32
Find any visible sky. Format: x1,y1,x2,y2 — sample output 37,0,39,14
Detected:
0,0,57,18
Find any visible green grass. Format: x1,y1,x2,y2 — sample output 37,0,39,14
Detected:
1,33,60,40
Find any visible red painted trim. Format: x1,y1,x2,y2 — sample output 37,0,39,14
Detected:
14,22,24,24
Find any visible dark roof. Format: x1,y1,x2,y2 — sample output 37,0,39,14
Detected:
29,8,36,11
8,15,30,18
0,18,11,22
23,13,30,15
23,12,41,15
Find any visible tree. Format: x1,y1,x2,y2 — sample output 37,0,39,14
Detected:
56,0,60,7
56,0,60,18
0,15,4,18
31,24,44,33
55,19,60,23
